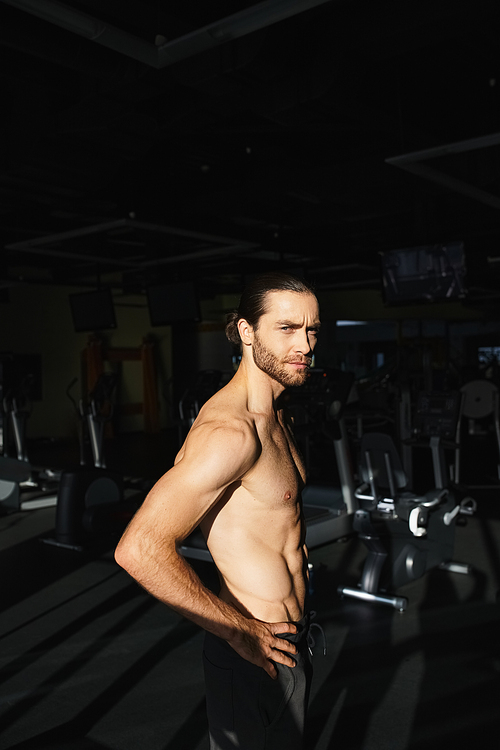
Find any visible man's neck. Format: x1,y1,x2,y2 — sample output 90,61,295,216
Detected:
233,356,284,415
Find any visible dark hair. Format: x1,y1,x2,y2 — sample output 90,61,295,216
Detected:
225,272,315,346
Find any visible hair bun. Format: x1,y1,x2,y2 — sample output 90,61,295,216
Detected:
225,310,241,345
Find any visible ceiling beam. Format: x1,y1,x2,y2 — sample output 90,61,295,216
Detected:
0,0,333,68
386,133,500,211
5,219,261,267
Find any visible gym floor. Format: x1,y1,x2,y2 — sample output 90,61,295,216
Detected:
1,432,499,750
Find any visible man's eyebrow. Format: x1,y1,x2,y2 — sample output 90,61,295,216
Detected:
275,320,321,329
276,319,299,327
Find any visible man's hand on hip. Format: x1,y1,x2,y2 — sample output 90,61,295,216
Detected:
226,619,298,679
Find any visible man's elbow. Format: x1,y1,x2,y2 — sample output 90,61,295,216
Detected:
114,527,177,580
114,533,141,576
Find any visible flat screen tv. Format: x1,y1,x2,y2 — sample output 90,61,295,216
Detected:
146,281,200,326
69,288,117,333
478,346,500,365
380,241,467,305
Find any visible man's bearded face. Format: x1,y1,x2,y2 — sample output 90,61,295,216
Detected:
252,330,311,387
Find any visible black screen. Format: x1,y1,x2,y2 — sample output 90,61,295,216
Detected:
380,242,467,305
69,289,117,333
147,282,200,326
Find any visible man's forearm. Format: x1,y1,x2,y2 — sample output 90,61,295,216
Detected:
115,533,299,678
116,539,244,641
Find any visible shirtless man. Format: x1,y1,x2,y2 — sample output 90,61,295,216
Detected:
114,272,321,750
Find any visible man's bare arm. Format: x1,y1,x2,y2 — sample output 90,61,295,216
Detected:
114,420,297,678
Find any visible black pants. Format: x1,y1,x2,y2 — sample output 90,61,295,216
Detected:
203,615,312,750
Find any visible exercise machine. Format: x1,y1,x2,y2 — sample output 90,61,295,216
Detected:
66,374,118,469
454,379,500,489
3,373,33,462
337,431,474,611
42,375,140,551
0,454,33,514
0,374,59,512
406,389,463,491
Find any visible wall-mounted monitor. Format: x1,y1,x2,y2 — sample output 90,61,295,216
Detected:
380,241,467,305
69,288,117,333
478,346,500,365
146,281,200,326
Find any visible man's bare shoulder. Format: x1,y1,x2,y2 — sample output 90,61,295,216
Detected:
175,384,260,476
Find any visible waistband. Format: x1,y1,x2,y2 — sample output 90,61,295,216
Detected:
276,612,310,645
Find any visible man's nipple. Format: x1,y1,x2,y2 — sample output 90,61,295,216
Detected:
284,491,292,501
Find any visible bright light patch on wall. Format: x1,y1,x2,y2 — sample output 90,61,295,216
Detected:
336,320,367,326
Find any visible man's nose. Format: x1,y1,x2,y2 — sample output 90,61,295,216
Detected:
295,329,312,354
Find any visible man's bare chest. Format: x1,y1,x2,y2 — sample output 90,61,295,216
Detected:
241,421,306,508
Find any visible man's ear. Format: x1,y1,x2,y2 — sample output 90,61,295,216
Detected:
238,318,253,347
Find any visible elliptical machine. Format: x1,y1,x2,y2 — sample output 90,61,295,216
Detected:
1,374,60,512
43,374,135,551
66,374,117,469
3,373,33,463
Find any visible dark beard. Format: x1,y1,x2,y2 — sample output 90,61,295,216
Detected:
252,333,310,387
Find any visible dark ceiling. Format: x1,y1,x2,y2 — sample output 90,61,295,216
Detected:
2,0,500,304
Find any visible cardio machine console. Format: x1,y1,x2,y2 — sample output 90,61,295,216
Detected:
414,391,461,440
